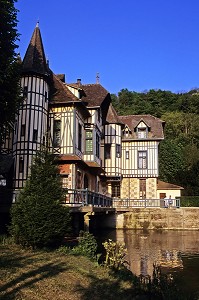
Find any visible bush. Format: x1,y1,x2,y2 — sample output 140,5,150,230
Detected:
57,231,98,260
103,239,128,271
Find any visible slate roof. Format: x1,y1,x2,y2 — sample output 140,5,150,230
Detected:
67,83,110,107
157,180,184,190
22,23,50,77
51,74,80,104
119,114,165,139
22,24,51,76
106,103,124,125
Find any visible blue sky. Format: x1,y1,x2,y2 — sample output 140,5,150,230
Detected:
16,0,199,94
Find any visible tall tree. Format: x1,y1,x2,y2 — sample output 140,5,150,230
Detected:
0,0,22,149
10,150,71,248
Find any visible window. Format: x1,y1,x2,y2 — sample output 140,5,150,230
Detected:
78,123,82,151
45,91,48,102
105,144,111,159
138,151,147,169
126,151,129,159
23,86,28,98
139,179,146,199
116,144,121,158
84,174,89,189
96,133,100,158
97,109,101,122
85,130,93,153
19,158,24,173
0,175,6,186
137,128,147,139
53,120,61,147
111,182,120,198
33,129,38,142
62,176,68,189
123,126,131,137
21,125,25,137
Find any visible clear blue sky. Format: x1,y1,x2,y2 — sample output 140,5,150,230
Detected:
16,0,199,94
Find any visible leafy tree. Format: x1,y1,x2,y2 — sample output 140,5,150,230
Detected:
159,139,186,184
0,0,22,149
10,150,71,248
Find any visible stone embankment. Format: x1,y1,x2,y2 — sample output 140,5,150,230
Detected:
105,207,199,230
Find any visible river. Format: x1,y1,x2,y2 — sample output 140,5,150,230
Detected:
98,229,199,298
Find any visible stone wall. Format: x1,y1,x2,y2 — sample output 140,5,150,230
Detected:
121,178,157,199
102,207,199,230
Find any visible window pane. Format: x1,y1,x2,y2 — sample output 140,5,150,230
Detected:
138,128,147,138
53,120,61,147
138,151,147,169
105,144,111,159
85,130,93,153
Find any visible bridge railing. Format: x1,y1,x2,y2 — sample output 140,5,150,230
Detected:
112,197,181,208
62,188,112,207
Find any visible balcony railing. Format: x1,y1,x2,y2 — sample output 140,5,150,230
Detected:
62,188,112,207
112,198,181,208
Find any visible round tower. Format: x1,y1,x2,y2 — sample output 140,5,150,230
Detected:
13,23,51,193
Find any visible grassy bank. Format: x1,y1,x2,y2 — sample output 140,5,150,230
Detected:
0,244,144,300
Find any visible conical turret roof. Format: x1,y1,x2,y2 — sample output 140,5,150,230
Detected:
22,23,50,76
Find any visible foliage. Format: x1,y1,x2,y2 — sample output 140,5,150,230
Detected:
103,239,128,271
57,231,98,260
9,149,71,249
159,139,185,184
180,196,199,207
140,264,184,300
74,231,98,259
0,234,14,245
0,0,22,148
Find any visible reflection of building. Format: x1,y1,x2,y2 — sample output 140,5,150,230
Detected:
115,230,199,277
157,249,183,269
0,24,183,206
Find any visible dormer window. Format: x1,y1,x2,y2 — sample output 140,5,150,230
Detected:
123,125,131,137
137,127,147,139
136,121,148,139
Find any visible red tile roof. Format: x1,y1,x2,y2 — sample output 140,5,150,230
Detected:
157,180,184,190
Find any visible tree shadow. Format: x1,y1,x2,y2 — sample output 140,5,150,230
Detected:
0,250,68,300
75,272,146,300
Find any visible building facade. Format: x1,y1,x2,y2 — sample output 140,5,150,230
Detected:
0,24,182,204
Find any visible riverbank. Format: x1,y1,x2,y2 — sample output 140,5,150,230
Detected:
0,244,144,300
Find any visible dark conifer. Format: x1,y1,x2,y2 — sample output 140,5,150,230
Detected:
10,150,71,248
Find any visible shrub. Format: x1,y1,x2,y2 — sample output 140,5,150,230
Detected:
73,231,98,259
9,150,71,249
103,239,128,270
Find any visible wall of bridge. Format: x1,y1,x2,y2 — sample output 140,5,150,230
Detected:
101,207,199,230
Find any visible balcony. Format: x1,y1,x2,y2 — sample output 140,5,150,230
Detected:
62,188,112,207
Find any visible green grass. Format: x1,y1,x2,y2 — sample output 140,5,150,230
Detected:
0,244,144,300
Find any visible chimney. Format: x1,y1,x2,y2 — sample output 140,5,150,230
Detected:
77,78,81,86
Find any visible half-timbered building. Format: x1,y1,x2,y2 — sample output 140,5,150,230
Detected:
1,23,182,207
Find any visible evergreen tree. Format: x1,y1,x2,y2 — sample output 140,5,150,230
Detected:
0,0,22,149
10,150,71,248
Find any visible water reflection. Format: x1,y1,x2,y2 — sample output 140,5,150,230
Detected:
114,229,199,295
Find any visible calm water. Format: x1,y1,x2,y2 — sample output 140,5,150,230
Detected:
98,229,199,297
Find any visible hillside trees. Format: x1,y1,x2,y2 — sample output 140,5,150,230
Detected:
10,150,71,248
0,0,22,149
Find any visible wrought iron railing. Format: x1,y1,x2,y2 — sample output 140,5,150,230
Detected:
112,197,181,208
62,188,113,207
